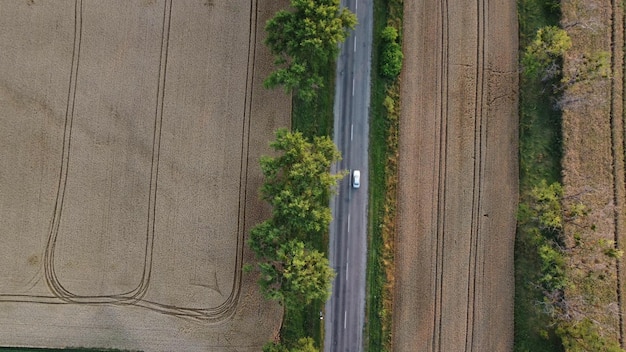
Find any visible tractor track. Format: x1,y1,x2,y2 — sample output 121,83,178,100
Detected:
2,0,260,323
394,0,517,350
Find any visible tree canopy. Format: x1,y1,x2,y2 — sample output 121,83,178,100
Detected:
264,0,357,101
249,128,342,308
522,26,571,79
259,128,342,240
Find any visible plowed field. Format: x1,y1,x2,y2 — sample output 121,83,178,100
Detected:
393,0,518,350
0,1,288,351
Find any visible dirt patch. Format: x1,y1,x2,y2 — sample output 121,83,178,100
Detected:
0,0,288,350
393,0,518,350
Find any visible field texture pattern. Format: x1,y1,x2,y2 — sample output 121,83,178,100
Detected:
393,0,519,350
561,0,625,345
0,0,288,351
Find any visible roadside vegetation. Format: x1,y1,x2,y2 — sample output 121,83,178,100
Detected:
264,0,356,103
252,1,356,351
516,0,624,351
250,129,343,352
515,0,568,350
365,0,402,351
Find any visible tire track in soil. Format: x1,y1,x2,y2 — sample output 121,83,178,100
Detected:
10,0,259,323
395,0,516,350
432,0,449,349
609,0,626,344
44,0,169,304
45,0,87,302
465,0,487,349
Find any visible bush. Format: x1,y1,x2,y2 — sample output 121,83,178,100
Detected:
556,319,624,352
522,26,571,80
380,26,398,42
379,26,403,79
381,42,403,79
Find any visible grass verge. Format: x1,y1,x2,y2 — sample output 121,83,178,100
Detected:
292,66,335,138
365,0,402,351
280,62,335,349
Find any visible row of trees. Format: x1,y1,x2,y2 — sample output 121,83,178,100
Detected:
249,128,342,306
255,1,356,350
248,129,344,352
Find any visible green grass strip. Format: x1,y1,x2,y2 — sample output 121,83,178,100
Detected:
514,0,563,351
365,0,401,351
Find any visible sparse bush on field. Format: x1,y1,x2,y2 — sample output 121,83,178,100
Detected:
562,50,611,87
557,318,623,352
519,179,625,350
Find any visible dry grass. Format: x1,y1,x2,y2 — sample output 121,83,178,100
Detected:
560,0,625,345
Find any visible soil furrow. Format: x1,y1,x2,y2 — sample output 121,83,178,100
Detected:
465,0,487,349
395,0,517,350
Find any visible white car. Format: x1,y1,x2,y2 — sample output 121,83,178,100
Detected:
352,170,360,189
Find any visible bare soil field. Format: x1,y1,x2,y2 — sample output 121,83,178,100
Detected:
0,0,288,350
393,0,518,350
560,0,625,345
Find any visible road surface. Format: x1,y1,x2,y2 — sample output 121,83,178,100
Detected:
324,0,373,351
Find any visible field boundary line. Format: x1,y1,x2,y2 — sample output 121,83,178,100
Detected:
610,0,626,344
433,0,449,350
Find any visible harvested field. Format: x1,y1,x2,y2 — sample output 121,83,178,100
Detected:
0,0,288,351
393,0,518,351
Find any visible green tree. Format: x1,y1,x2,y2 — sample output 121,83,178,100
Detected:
291,337,319,352
263,341,289,352
248,128,342,307
279,240,334,306
258,128,343,241
530,180,564,235
254,240,335,306
264,0,357,101
263,337,319,352
522,25,571,79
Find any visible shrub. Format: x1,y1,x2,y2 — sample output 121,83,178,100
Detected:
522,26,572,80
556,319,623,352
379,26,403,79
381,42,403,79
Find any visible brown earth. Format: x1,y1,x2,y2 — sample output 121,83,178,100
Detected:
0,0,289,351
393,0,518,351
560,0,625,345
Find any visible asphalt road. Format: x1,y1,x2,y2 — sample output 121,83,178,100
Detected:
324,0,373,351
